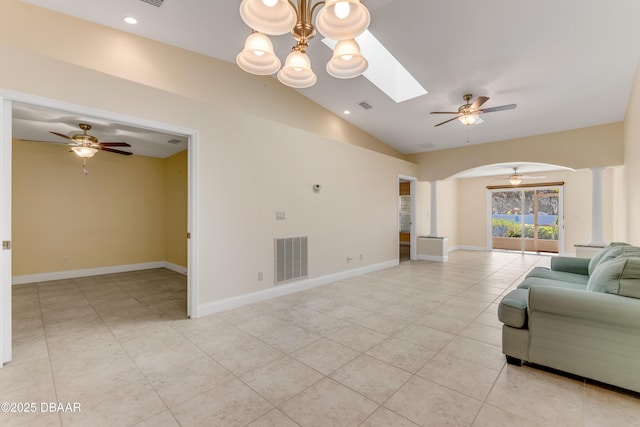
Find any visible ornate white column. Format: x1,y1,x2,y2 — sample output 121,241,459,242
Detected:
589,167,605,246
428,180,438,237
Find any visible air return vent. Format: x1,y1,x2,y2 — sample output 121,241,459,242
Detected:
358,101,373,110
140,0,164,7
275,236,308,284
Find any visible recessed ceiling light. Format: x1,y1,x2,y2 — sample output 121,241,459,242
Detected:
124,16,138,25
344,110,351,115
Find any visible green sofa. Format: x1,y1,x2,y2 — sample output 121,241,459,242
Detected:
498,243,640,393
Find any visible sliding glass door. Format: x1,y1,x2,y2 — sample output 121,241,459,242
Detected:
490,186,562,254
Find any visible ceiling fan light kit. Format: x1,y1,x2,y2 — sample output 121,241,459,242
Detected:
490,167,545,186
509,175,523,186
237,0,370,88
431,93,517,127
70,146,98,158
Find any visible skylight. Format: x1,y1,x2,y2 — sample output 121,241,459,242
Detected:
322,30,428,103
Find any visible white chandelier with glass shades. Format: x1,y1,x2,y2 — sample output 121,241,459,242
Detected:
236,0,370,88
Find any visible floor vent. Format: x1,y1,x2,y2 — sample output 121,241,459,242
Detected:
275,236,308,284
140,0,164,7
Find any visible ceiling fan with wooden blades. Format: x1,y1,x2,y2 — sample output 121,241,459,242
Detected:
431,94,517,127
50,123,133,157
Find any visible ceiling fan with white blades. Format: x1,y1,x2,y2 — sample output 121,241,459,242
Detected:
50,123,133,158
492,167,546,186
431,94,517,127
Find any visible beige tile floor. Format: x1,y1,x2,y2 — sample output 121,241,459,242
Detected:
2,252,640,426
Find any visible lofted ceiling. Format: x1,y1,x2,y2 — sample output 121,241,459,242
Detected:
16,0,640,157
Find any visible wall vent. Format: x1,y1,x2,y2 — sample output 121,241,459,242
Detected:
275,236,308,284
140,0,164,7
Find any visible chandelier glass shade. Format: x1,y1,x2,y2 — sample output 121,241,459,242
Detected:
236,31,281,75
237,0,370,88
326,38,368,78
239,0,297,35
278,48,318,88
315,0,370,40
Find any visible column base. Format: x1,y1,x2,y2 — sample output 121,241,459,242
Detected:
418,236,448,262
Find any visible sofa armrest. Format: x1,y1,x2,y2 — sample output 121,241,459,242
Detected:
550,256,590,275
528,285,640,328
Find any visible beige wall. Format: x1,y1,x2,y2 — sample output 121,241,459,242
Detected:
12,140,168,275
0,1,417,308
407,118,628,252
407,123,624,181
624,62,640,245
164,150,188,268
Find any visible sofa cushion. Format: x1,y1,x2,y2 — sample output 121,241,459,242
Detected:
526,267,589,284
498,289,528,328
588,242,633,275
517,276,588,290
587,256,640,299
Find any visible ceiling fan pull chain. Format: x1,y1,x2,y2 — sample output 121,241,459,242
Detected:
82,158,89,175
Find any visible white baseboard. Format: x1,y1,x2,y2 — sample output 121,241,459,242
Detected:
196,259,398,318
450,245,490,252
12,261,187,285
164,262,188,275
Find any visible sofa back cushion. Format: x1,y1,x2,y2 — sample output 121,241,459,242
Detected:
587,256,640,298
588,243,640,275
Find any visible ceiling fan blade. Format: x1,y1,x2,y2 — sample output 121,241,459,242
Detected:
471,96,490,110
479,104,517,114
434,116,462,127
18,138,67,144
50,131,72,140
100,147,133,156
99,142,131,147
430,111,461,115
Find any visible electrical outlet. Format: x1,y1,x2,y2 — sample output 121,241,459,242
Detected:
63,256,69,264
346,256,353,263
360,254,363,261
276,211,286,220
258,272,263,281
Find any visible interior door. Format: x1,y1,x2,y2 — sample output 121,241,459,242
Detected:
0,98,12,365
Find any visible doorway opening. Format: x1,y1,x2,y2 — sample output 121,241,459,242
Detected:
398,176,416,263
1,91,199,365
489,184,563,254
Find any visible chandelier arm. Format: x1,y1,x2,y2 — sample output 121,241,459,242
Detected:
287,0,297,15
309,1,326,21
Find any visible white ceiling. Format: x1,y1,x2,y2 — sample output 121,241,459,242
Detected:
17,0,640,156
13,103,188,158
